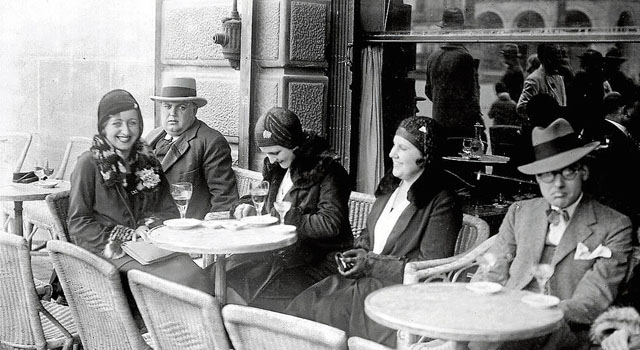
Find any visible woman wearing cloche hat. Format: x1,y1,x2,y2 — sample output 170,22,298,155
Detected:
219,106,353,312
286,116,462,348
67,89,216,308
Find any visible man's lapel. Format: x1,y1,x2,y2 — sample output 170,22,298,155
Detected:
551,198,595,266
160,120,200,171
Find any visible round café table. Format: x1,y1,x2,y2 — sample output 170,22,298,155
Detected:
149,221,297,305
442,154,510,165
0,181,70,237
365,282,564,347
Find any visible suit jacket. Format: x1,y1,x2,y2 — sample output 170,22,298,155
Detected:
146,119,238,219
516,66,567,118
481,196,632,325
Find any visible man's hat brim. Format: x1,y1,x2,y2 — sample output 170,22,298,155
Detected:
150,96,208,108
517,141,599,175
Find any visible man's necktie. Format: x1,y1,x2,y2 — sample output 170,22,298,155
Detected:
154,137,173,158
546,208,569,225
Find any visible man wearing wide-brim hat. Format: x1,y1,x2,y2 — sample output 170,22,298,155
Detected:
469,118,632,350
604,46,636,105
146,77,238,219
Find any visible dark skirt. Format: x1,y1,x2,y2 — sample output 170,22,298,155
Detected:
284,274,398,348
221,250,336,313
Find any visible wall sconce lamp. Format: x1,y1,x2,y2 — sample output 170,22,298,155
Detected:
213,0,242,70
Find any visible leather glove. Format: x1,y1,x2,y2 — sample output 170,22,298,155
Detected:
108,224,135,242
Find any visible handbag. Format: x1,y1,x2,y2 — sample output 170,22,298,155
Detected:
121,240,180,266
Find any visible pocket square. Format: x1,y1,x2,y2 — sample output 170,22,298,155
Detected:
574,242,612,260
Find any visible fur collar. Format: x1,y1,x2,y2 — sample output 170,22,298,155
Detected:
263,132,343,188
374,166,452,208
591,307,640,344
90,135,162,196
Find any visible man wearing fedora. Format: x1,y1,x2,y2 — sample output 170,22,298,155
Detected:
469,118,632,350
424,7,483,148
146,77,238,219
499,43,524,103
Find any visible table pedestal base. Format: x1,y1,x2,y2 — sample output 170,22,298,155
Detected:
214,254,226,305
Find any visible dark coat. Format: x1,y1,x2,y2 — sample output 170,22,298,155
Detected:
425,43,482,136
285,167,462,348
222,133,353,311
501,64,525,103
146,119,239,219
586,120,640,240
68,151,214,295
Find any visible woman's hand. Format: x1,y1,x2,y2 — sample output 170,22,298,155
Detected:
338,248,367,278
233,204,256,220
134,225,150,241
602,329,631,350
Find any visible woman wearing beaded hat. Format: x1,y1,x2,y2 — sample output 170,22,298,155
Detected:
285,116,462,348
68,89,214,298
220,106,353,312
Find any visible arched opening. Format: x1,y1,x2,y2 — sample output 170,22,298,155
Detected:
617,11,635,27
514,11,545,29
477,12,503,29
565,10,591,28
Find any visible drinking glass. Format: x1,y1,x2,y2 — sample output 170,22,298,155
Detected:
532,264,554,295
34,159,51,183
274,200,292,225
475,252,497,281
170,182,193,219
461,138,473,159
250,181,270,216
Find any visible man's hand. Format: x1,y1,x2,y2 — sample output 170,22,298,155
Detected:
338,248,367,278
233,204,256,220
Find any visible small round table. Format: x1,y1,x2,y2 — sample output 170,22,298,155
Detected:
0,182,70,237
365,282,564,346
442,155,510,165
149,222,297,305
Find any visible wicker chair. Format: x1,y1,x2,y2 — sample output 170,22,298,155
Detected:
127,269,231,350
1,132,33,232
47,240,153,350
348,191,376,238
232,166,263,197
23,137,92,245
222,304,348,350
348,336,393,350
44,190,72,243
0,232,79,350
402,214,490,284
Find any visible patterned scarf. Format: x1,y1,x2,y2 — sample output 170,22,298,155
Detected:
90,135,162,196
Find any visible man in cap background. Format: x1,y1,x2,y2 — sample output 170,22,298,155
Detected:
469,118,632,349
424,7,483,152
146,77,238,219
499,43,525,103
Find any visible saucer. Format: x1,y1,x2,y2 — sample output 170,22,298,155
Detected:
34,180,59,188
521,294,560,309
241,215,278,226
163,218,202,230
465,281,502,294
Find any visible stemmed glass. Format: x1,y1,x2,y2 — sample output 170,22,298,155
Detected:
274,200,292,225
532,264,554,295
170,182,193,219
34,160,53,183
461,138,473,159
475,252,497,281
250,181,270,217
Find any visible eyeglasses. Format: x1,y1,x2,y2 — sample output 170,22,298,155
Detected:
536,165,581,183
